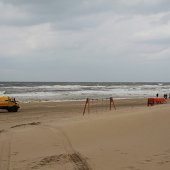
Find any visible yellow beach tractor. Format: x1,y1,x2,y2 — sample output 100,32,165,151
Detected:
0,96,20,112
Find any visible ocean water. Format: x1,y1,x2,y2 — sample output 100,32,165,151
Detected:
0,82,170,102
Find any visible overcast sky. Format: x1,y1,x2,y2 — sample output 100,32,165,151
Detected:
1,0,170,82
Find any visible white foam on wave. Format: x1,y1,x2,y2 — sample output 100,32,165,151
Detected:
1,83,170,102
0,91,5,95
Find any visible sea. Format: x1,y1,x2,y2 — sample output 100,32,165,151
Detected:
0,82,170,102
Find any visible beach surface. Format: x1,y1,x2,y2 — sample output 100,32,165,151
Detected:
0,98,170,170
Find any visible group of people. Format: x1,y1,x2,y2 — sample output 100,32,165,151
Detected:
156,93,170,99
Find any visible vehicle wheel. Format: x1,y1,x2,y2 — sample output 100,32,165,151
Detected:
7,108,13,112
7,107,18,112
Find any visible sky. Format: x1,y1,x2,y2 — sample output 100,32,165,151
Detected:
0,0,170,82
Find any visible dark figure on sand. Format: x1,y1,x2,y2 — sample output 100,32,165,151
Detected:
164,94,168,99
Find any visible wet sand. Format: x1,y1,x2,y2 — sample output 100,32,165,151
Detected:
0,98,170,170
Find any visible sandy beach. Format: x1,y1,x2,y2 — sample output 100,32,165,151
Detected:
0,98,170,170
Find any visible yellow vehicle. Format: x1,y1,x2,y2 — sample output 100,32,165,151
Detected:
0,96,20,112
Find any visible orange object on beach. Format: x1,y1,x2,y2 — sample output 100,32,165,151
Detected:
147,98,167,106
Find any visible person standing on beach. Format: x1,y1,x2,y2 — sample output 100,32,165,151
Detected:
164,94,168,99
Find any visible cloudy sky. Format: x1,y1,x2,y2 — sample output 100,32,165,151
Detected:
1,0,170,82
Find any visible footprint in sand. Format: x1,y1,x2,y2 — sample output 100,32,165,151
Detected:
126,165,141,170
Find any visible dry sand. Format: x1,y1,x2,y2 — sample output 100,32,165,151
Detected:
0,98,170,170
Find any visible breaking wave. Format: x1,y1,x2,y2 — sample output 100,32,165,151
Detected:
0,82,169,102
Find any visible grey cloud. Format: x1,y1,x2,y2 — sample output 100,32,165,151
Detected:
1,0,170,81
3,0,170,14
159,13,170,24
2,0,170,27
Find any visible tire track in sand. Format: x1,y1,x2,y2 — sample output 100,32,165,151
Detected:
40,125,92,170
0,131,12,170
0,123,91,170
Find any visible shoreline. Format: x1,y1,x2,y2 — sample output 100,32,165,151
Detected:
15,96,149,103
